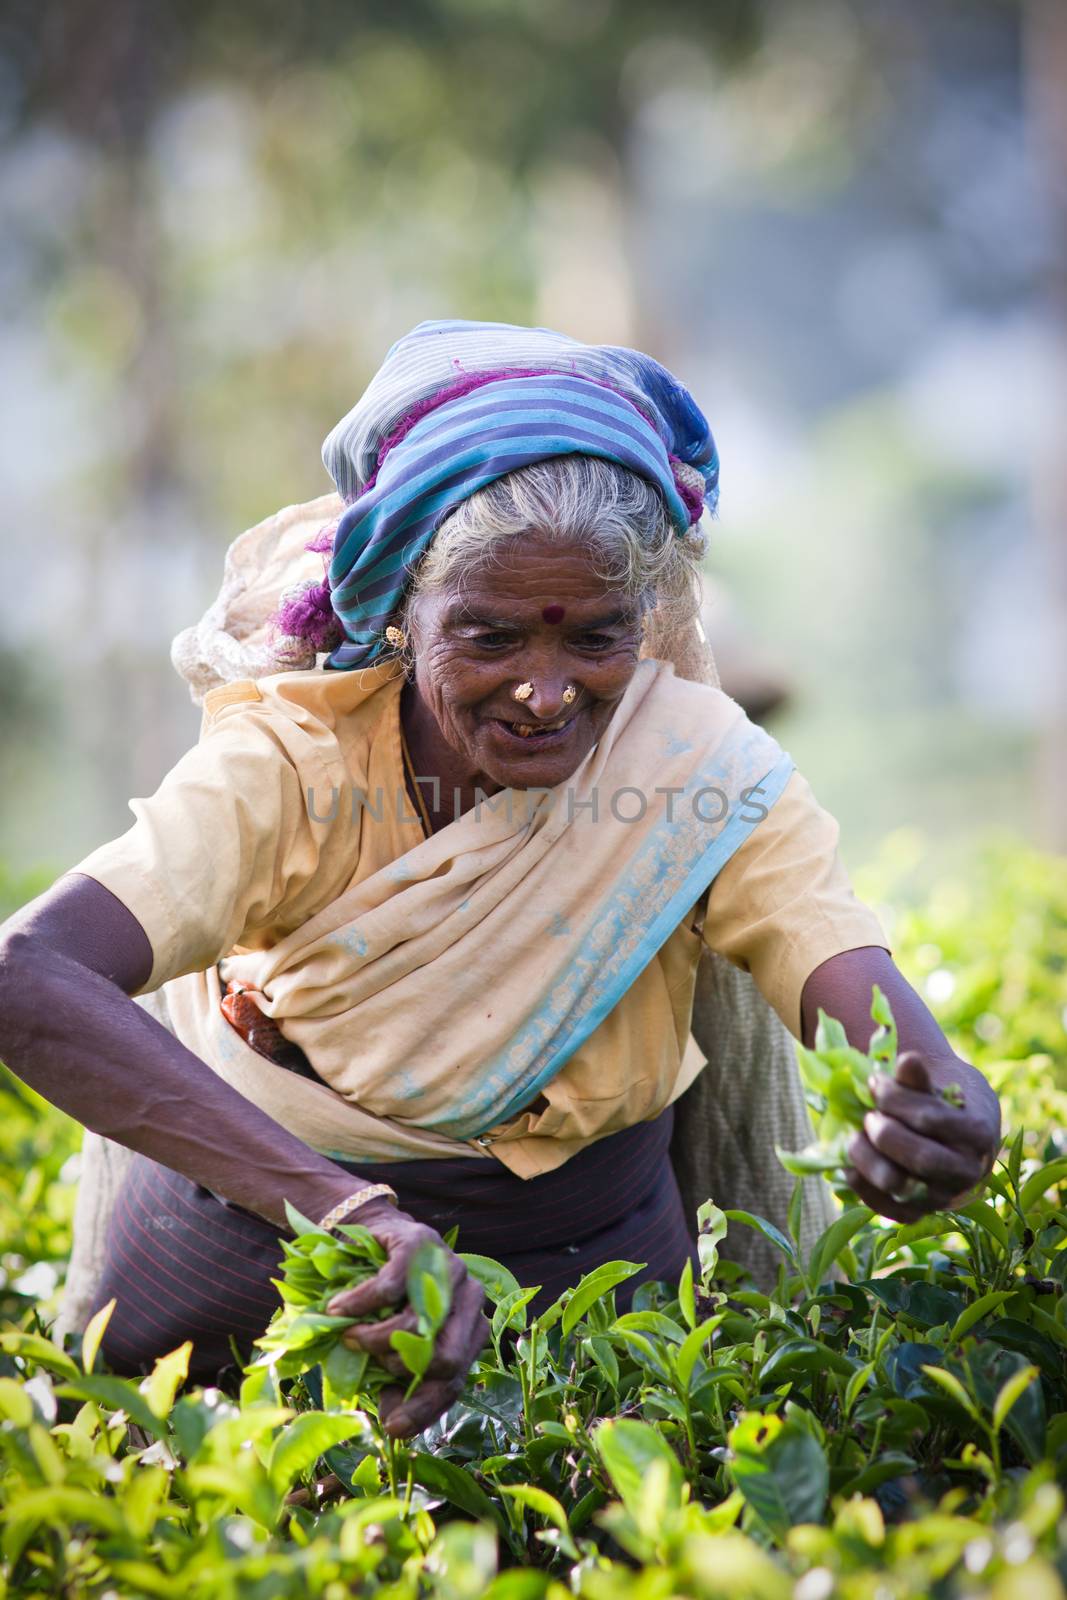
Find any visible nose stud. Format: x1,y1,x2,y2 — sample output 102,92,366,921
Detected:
513,681,577,705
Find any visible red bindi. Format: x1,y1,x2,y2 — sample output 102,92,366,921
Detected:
541,604,565,624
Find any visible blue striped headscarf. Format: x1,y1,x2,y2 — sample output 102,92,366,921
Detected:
317,320,719,671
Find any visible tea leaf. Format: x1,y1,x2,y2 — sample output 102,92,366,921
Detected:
560,1260,645,1336
391,1328,434,1387
460,1254,522,1304
499,1482,571,1534
410,1454,509,1537
268,1411,366,1493
0,1331,80,1383
723,1210,799,1269
1020,1156,1067,1214
992,1364,1040,1437
808,1205,873,1287
56,1375,163,1438
728,1413,829,1538
696,1200,728,1283
920,1365,980,1420
677,1257,696,1330
949,1291,1014,1343
143,1342,191,1421
596,1418,684,1517
675,1316,725,1393
80,1298,115,1377
407,1241,453,1333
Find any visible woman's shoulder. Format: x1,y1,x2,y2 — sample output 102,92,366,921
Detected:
202,659,401,728
199,662,404,786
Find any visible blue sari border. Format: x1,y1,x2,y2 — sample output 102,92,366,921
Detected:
460,746,797,1139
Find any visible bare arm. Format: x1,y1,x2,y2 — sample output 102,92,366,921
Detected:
0,872,367,1228
801,945,1001,1222
0,872,486,1431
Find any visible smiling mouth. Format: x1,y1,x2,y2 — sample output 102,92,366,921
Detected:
496,715,575,740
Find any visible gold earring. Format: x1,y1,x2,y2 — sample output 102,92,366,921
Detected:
384,625,407,650
562,685,577,704
513,681,534,702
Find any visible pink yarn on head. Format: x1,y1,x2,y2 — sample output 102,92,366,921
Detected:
304,524,336,555
273,575,339,651
268,520,343,650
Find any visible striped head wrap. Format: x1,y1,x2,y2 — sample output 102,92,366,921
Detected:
279,319,719,671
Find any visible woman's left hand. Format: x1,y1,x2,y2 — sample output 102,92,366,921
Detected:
845,1051,1002,1223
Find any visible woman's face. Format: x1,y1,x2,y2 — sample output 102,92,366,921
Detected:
409,535,645,791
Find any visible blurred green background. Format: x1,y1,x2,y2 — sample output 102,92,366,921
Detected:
1,0,1064,881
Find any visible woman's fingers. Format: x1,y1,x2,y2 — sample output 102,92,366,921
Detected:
863,1109,985,1193
845,1053,1000,1223
325,1213,439,1318
340,1307,419,1355
844,1167,933,1224
871,1059,994,1155
343,1273,487,1382
847,1128,911,1200
424,1274,488,1380
324,1209,486,1396
339,1307,418,1374
329,1232,468,1333
327,1255,412,1320
893,1051,931,1093
847,1127,959,1221
378,1371,468,1439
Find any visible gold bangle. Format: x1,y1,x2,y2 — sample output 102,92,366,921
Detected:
318,1183,398,1233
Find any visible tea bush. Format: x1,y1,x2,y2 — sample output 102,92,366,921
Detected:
856,832,1067,1156
2,838,1067,1599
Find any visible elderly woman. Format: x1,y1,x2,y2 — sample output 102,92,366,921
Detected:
0,320,1000,1438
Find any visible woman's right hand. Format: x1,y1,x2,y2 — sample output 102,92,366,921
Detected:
324,1201,488,1438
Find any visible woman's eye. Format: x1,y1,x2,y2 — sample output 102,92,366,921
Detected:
574,632,615,651
472,631,515,650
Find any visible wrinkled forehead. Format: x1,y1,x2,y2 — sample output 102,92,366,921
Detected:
417,538,641,627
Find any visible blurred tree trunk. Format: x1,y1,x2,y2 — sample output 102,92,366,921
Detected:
35,0,190,833
1026,0,1067,850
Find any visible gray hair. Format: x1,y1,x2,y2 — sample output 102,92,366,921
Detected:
401,454,708,642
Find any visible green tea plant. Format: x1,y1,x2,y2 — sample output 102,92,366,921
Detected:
776,986,898,1177
2,838,1067,1598
0,1067,79,1326
4,1136,1067,1596
778,985,964,1182
856,833,1067,1074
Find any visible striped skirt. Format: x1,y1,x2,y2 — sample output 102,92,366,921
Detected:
95,1107,695,1383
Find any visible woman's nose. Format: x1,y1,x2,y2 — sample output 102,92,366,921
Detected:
520,672,571,718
